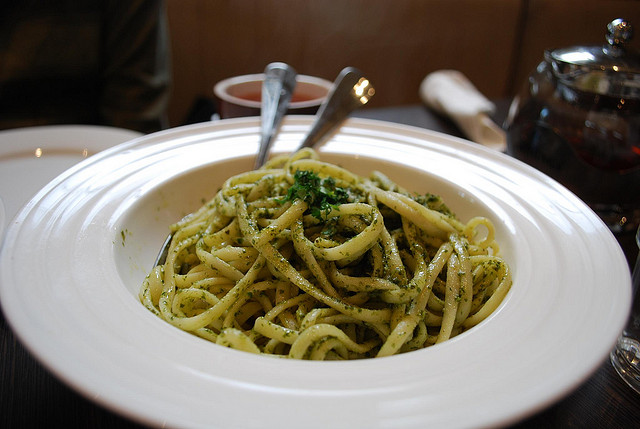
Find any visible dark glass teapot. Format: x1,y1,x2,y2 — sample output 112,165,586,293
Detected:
505,18,640,233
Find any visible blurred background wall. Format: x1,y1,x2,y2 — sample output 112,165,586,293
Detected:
165,0,640,127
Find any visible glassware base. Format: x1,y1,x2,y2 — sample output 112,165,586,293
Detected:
593,205,640,235
610,336,640,394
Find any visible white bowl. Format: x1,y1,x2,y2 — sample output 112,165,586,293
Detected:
0,117,631,429
214,73,332,118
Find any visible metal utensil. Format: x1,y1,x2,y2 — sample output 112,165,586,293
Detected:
254,62,297,169
295,66,375,150
153,63,296,267
153,67,374,267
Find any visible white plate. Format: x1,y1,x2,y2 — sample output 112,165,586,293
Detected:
0,117,631,429
0,125,142,239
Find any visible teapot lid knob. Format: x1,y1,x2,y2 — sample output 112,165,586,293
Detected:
606,18,633,51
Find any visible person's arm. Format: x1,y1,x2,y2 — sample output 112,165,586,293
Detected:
100,0,171,133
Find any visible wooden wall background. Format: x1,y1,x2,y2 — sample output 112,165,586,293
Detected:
165,0,640,127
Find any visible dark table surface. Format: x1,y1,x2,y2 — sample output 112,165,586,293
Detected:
1,102,638,428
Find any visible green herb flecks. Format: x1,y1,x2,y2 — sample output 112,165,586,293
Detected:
280,170,349,220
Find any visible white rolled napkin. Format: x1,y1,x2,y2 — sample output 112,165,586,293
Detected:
419,70,506,151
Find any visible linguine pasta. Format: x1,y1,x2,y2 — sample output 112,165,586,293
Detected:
139,149,511,360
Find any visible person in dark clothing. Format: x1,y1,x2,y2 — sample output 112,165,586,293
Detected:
0,0,171,134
